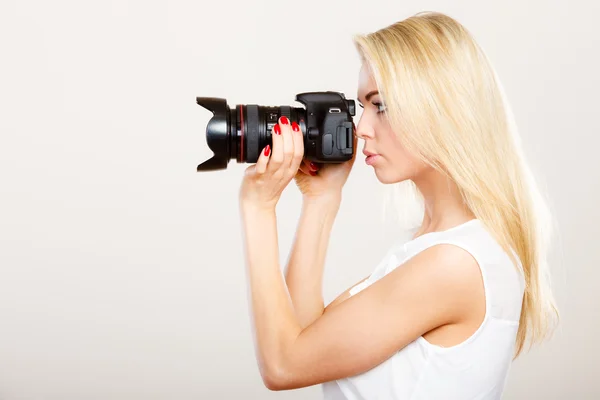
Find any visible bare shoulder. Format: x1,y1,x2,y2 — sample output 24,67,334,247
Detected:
399,242,486,327
403,243,485,310
412,242,484,285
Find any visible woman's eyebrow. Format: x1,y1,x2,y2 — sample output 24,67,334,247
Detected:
357,90,379,104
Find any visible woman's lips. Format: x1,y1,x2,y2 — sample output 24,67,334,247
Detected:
365,154,380,165
363,150,380,165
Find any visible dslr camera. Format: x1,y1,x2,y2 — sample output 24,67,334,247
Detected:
196,91,356,171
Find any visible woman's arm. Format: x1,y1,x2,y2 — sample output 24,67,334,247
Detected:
323,275,369,313
239,200,482,391
283,196,340,329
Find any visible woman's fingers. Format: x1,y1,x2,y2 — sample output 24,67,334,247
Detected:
255,144,271,175
290,120,304,172
266,120,284,174
306,159,319,173
300,159,317,176
298,161,311,175
279,116,295,171
267,116,304,178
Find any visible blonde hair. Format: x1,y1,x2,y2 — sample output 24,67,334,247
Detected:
352,11,559,358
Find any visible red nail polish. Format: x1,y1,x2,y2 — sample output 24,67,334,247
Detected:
310,162,317,170
292,122,299,132
264,145,270,156
274,124,281,135
309,170,316,176
280,116,289,125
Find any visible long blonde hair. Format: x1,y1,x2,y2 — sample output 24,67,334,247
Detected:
352,11,559,358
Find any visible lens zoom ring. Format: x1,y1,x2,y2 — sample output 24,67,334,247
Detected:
280,106,291,121
246,105,259,163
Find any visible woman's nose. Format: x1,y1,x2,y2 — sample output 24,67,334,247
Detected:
354,122,371,140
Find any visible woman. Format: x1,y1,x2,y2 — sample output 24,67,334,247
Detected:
237,11,558,399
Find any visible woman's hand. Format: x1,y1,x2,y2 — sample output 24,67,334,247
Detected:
294,123,357,202
239,116,304,212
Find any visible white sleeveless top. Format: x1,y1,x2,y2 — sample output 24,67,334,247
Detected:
322,219,525,400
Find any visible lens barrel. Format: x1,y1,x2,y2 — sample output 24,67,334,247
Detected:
242,105,305,163
197,97,305,171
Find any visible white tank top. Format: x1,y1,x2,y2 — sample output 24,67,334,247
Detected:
322,218,525,400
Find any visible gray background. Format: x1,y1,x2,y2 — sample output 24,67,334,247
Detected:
1,0,598,398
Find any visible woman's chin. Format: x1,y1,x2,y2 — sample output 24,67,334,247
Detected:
373,167,408,185
373,168,396,184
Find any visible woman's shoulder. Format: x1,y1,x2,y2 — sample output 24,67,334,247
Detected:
399,219,507,264
396,219,525,315
385,219,523,285
365,220,489,285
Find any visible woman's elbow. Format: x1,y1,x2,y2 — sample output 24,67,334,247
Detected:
261,363,300,391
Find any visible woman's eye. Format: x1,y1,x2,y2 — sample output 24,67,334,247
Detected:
373,102,386,113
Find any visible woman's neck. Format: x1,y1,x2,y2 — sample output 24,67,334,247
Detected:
410,169,476,238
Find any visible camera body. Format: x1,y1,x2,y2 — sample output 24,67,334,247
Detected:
196,91,356,171
294,91,356,162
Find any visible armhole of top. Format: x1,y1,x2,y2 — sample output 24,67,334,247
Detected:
416,240,491,351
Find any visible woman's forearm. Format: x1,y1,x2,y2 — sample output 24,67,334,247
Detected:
284,195,341,329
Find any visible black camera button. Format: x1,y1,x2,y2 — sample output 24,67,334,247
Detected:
322,133,333,155
308,127,319,140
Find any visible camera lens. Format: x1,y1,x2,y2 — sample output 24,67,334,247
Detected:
196,97,305,171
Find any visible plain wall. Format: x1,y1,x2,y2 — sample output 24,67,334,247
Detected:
1,0,598,398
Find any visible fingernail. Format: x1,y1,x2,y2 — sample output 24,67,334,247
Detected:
309,170,316,176
292,122,299,132
264,145,270,156
280,116,289,125
309,162,317,170
274,124,281,135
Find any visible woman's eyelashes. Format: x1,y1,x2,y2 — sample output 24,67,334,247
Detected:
358,102,386,114
373,102,386,114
